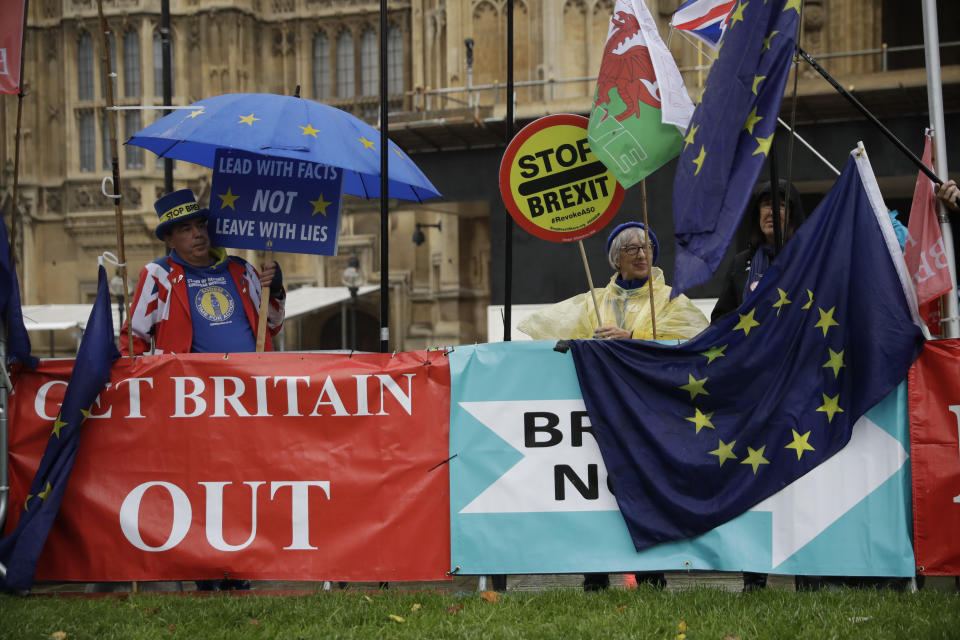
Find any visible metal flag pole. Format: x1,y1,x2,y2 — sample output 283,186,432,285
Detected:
379,0,390,353
921,0,958,339
161,0,173,193
97,0,133,354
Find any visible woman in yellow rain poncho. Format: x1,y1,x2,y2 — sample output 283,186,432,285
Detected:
518,222,708,341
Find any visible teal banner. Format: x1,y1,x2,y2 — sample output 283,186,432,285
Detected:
449,342,914,576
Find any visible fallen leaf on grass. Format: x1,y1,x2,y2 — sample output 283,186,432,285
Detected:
388,614,406,623
480,590,500,603
167,624,176,631
616,605,628,614
249,619,260,626
50,632,67,640
410,603,422,611
446,604,464,614
363,595,373,602
678,621,687,632
676,634,686,640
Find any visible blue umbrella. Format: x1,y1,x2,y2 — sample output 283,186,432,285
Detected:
126,93,441,202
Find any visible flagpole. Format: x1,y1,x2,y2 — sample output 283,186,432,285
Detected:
379,0,390,353
641,179,657,340
921,0,958,339
97,0,133,355
8,0,29,286
503,0,515,343
577,241,603,328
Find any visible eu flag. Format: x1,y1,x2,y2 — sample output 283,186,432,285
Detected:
0,211,36,369
0,265,120,591
671,0,800,295
569,150,925,552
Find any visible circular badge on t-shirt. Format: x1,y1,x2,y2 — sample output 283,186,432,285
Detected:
195,285,236,322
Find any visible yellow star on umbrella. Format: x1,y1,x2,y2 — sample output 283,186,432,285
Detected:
822,348,845,378
218,186,239,210
743,107,763,134
692,145,707,175
359,136,376,150
709,439,738,466
310,193,331,216
816,393,843,423
734,308,760,336
785,429,815,460
238,113,260,126
772,288,791,316
686,408,715,434
300,123,320,137
51,413,68,439
701,344,727,364
814,306,839,337
683,124,699,151
679,374,710,400
186,107,205,119
740,445,769,474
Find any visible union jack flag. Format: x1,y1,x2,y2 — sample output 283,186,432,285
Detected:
670,0,737,49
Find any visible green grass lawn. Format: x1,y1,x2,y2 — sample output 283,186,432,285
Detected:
1,585,958,640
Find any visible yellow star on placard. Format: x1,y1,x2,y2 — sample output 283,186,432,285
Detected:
763,30,780,51
310,193,331,216
741,445,769,474
814,306,839,337
52,413,68,439
710,439,738,466
823,348,845,378
683,124,699,151
359,136,375,150
753,133,774,157
679,374,710,401
238,113,260,126
743,106,763,134
300,123,320,137
692,145,707,175
701,344,727,364
686,408,715,434
729,1,749,28
772,288,791,316
801,289,814,310
751,75,767,95
38,481,53,501
786,429,815,460
186,107,205,119
816,393,844,423
218,187,239,210
734,308,760,336
783,0,801,14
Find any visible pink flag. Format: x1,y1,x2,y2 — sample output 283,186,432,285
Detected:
904,135,952,310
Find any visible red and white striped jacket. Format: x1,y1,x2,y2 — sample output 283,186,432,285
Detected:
120,250,285,355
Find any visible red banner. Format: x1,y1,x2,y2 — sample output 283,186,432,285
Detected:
4,352,451,582
909,339,960,575
0,0,27,94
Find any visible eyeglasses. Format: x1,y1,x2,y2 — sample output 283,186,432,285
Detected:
620,244,647,257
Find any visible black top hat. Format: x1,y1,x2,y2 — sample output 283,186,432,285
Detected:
153,189,209,240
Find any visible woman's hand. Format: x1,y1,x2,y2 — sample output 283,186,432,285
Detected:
594,325,632,340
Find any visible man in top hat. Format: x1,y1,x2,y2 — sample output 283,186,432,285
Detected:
120,189,285,355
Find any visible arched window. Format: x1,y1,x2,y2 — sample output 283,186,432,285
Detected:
78,32,94,101
313,31,331,100
387,24,403,95
153,30,175,97
123,29,141,97
125,111,143,169
360,28,377,97
78,111,95,171
101,32,117,99
336,31,355,98
101,110,113,170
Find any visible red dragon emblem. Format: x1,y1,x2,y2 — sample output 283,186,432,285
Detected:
594,11,662,122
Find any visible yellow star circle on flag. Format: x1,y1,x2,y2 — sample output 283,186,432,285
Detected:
734,308,760,335
683,124,699,151
741,445,769,474
38,481,53,501
786,429,815,460
679,374,710,400
310,193,331,216
753,133,774,157
743,107,763,134
783,0,801,14
822,348,845,378
692,145,707,175
816,393,844,423
52,413,68,439
218,186,239,210
764,30,780,51
814,306,839,337
238,113,260,126
710,439,738,466
772,288,791,315
801,289,814,310
751,75,767,95
701,344,727,364
730,1,749,27
686,408,715,434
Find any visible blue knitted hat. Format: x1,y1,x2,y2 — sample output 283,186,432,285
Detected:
606,222,659,265
153,189,209,239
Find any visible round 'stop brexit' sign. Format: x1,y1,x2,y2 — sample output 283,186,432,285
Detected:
499,114,624,242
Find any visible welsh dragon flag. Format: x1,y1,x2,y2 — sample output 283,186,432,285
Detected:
588,0,695,189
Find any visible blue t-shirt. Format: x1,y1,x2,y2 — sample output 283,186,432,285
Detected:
169,251,257,353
